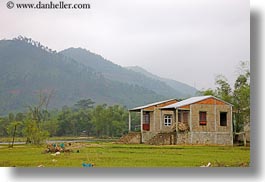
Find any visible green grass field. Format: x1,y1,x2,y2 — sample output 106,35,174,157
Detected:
0,142,250,167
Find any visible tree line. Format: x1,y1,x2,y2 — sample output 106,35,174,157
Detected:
0,98,139,145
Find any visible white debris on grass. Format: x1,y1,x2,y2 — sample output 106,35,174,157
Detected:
51,151,61,156
200,162,211,167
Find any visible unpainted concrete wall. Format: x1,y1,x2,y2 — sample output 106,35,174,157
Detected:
190,104,232,133
176,131,233,145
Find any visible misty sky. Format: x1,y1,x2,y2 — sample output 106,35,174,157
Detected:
0,0,249,90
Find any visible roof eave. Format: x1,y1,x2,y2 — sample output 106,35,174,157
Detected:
160,95,233,110
129,98,178,111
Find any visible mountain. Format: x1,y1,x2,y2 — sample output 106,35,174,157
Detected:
0,36,197,115
126,66,197,97
0,37,163,115
60,48,197,98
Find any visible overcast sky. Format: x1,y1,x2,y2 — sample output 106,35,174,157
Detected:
0,0,249,90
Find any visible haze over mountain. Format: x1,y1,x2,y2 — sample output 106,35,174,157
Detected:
0,37,197,115
126,66,197,97
60,48,197,98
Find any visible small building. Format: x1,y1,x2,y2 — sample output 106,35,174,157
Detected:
125,96,233,145
128,99,178,143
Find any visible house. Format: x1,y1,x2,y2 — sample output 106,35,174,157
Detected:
125,99,178,143
124,96,233,145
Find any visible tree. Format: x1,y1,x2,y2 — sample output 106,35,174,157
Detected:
112,120,126,137
23,116,49,145
199,61,250,133
42,118,59,137
57,108,74,136
233,61,250,132
0,117,9,136
215,75,233,103
75,109,94,136
6,121,22,147
74,99,94,110
0,114,16,136
23,91,51,144
197,88,216,96
90,104,128,138
91,104,108,137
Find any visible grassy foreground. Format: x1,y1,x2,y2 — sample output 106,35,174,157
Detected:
0,142,250,167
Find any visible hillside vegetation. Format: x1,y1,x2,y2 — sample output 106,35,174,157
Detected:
0,36,197,115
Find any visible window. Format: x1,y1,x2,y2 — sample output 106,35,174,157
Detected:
143,112,150,124
199,111,207,125
164,115,172,126
220,112,227,126
143,112,150,131
178,111,189,123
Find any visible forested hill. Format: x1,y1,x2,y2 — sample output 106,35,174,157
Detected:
0,37,163,114
60,48,197,98
126,66,197,96
0,37,197,115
